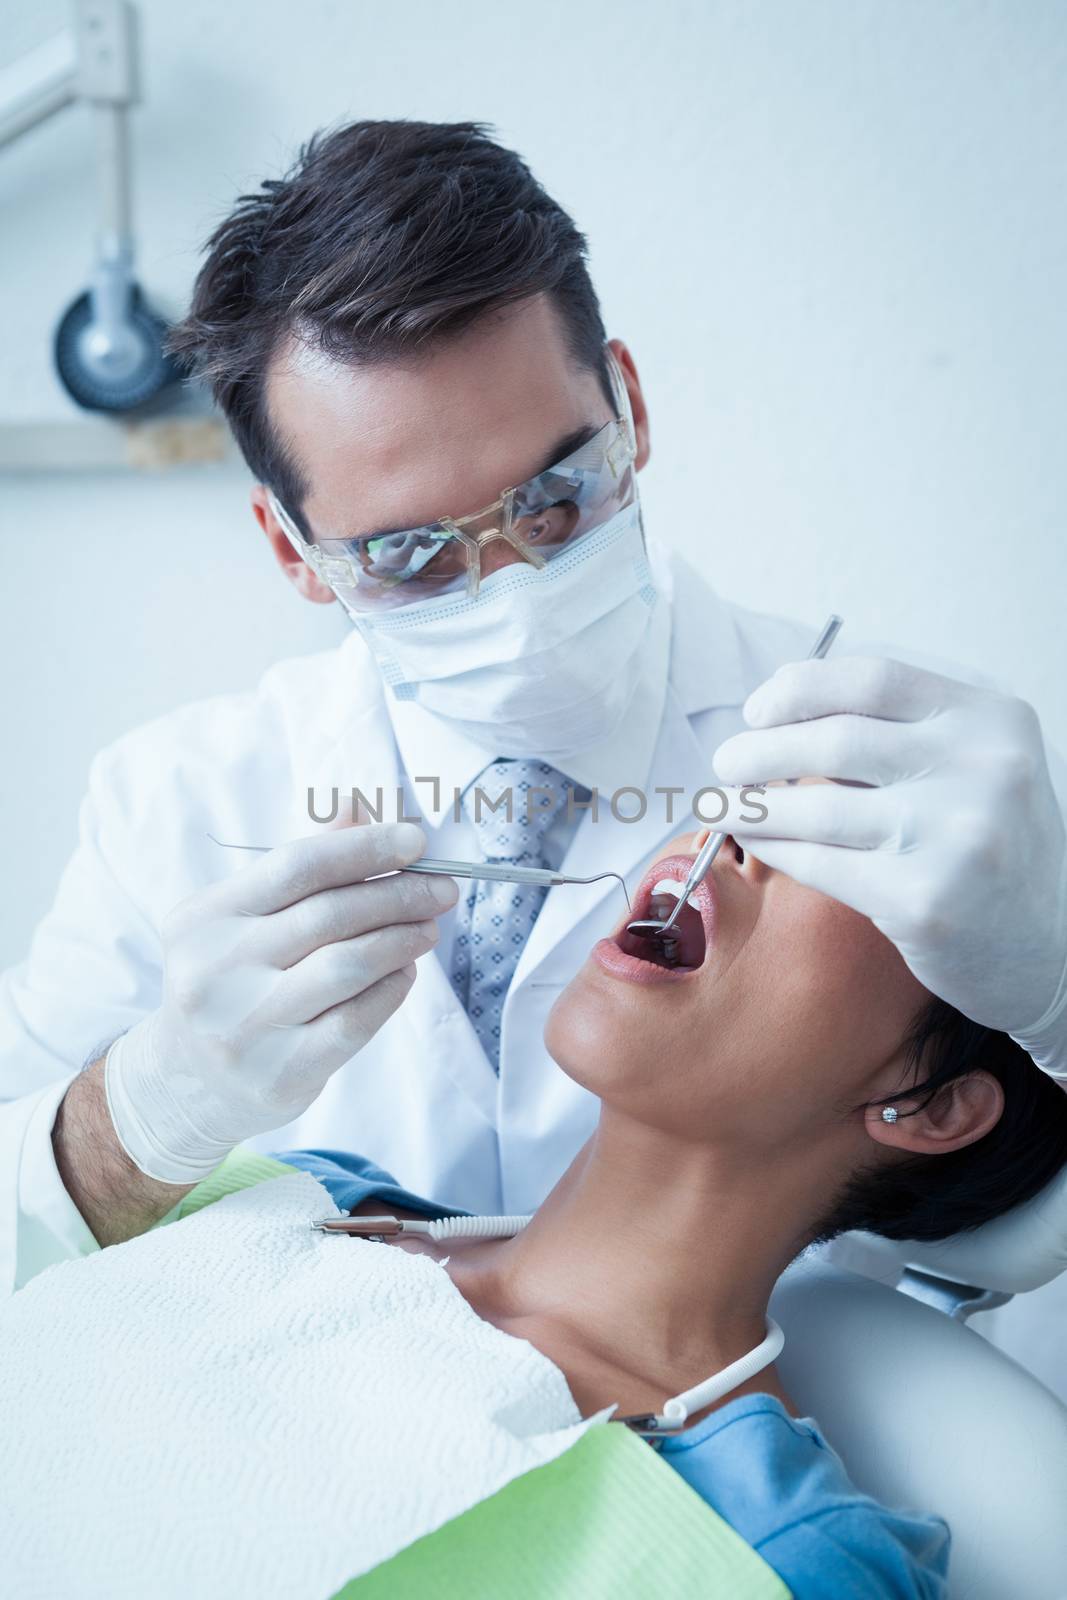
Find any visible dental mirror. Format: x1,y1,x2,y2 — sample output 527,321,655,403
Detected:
625,613,843,963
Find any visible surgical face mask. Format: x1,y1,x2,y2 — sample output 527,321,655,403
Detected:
342,496,662,758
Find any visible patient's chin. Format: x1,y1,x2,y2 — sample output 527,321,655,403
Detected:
544,974,639,1098
543,984,584,1075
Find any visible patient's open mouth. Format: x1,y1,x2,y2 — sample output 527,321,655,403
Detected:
617,886,707,970
592,854,715,985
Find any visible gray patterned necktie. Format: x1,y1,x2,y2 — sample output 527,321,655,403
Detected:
450,758,573,1073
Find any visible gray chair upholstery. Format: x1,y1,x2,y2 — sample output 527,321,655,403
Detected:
771,1160,1067,1600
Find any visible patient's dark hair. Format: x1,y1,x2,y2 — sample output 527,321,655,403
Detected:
166,118,612,531
813,999,1067,1243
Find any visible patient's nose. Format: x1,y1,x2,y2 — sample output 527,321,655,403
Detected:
689,828,773,885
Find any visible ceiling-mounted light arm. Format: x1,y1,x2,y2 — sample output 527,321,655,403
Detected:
77,1,140,383
0,2,136,226
0,31,80,148
0,1,179,414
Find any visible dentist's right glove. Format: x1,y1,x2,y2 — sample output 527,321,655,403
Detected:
104,821,457,1183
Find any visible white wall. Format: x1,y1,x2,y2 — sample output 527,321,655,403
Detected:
2,1,1066,1390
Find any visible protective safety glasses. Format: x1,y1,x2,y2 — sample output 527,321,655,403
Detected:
267,346,639,613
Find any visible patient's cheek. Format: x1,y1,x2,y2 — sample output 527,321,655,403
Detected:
818,900,927,1013
751,892,927,1064
765,881,886,983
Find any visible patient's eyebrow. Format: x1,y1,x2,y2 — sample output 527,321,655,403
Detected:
342,421,606,544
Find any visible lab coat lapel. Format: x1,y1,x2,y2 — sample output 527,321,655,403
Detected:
294,630,502,1124
288,630,404,834
400,942,501,1125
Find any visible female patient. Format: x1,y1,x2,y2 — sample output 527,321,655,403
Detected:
279,824,1067,1597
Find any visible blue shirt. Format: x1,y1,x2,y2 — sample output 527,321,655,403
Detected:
275,1147,950,1599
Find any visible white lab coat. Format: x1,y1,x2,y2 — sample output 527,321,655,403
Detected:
0,553,1059,1297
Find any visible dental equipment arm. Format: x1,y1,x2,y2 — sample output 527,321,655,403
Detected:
0,1,180,413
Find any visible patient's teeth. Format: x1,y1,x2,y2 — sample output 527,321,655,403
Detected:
652,878,681,897
651,878,700,910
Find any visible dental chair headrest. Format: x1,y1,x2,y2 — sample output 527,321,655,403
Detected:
856,1158,1067,1294
772,1259,1067,1600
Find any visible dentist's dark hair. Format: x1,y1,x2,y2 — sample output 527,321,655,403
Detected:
166,119,614,533
813,998,1067,1244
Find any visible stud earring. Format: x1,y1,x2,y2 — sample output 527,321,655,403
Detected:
881,1107,899,1124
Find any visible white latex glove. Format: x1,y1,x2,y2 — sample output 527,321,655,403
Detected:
105,820,458,1182
713,657,1067,1079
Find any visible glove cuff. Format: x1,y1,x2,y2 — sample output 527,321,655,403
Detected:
104,1028,235,1186
1010,848,1067,1081
1010,962,1067,1082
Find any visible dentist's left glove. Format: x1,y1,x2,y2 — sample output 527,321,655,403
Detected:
104,820,457,1183
714,657,1067,1079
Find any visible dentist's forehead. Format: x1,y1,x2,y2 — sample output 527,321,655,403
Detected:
264,295,606,540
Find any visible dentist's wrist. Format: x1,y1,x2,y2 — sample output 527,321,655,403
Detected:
52,1056,200,1248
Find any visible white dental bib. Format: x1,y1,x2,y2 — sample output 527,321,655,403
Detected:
0,1174,607,1600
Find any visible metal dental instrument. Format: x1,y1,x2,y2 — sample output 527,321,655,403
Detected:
625,612,844,950
405,857,631,907
311,1213,533,1240
206,837,631,909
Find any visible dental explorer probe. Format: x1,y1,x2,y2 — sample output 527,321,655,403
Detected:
625,612,843,949
206,837,631,908
403,857,630,906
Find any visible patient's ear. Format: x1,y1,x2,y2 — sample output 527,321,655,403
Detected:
865,1071,1004,1156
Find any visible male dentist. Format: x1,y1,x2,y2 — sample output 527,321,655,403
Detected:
2,119,1065,1293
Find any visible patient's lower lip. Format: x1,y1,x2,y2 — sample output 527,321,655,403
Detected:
592,937,699,985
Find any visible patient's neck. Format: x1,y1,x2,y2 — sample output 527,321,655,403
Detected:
474,1107,831,1393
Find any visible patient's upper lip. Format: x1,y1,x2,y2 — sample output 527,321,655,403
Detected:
626,852,718,949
